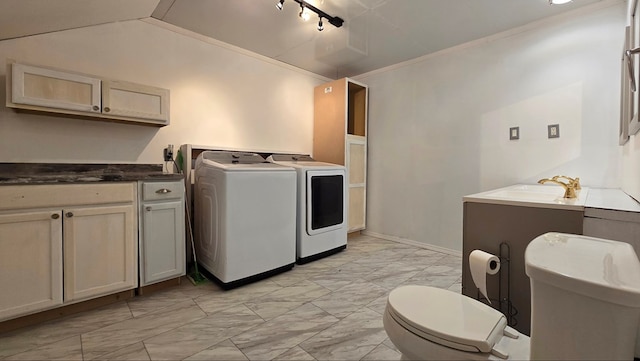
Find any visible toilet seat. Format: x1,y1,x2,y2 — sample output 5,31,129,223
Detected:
387,286,512,356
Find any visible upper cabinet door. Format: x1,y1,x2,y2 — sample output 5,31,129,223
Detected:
11,63,101,113
102,80,170,124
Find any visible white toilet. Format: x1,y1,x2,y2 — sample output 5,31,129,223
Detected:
384,233,640,360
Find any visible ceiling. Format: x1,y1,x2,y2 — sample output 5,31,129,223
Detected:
0,0,607,79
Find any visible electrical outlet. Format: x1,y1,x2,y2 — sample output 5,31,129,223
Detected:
509,127,520,140
163,144,174,161
548,124,560,139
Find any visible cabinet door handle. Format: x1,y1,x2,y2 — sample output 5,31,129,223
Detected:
104,107,111,112
146,206,152,211
51,213,60,220
65,212,74,218
92,105,100,111
156,188,172,194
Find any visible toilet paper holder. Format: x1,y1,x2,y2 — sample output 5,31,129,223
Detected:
474,242,518,328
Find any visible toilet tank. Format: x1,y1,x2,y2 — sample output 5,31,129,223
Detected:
525,232,640,361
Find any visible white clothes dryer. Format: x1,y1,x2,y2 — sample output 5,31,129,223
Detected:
267,154,347,263
194,151,296,288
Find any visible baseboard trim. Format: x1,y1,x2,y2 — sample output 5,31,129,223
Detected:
361,230,461,257
137,277,183,296
0,290,134,334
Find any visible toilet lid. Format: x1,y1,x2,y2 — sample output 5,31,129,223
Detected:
387,285,507,353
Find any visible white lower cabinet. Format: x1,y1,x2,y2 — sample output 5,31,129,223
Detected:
0,183,138,322
0,211,63,321
138,180,185,286
64,205,137,302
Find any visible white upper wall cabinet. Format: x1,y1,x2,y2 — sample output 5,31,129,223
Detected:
11,63,102,113
7,62,170,127
102,80,169,123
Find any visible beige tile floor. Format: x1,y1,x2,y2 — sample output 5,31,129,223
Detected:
0,235,462,361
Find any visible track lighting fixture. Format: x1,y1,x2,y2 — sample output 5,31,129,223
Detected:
549,0,572,4
275,0,344,30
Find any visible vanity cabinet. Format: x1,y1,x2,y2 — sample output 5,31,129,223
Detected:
8,62,169,126
0,183,138,322
313,78,368,232
582,188,640,256
584,215,640,255
138,180,186,286
462,202,583,336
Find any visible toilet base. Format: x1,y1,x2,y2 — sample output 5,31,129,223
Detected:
383,307,531,360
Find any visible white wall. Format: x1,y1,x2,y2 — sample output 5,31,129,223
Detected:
0,4,630,254
0,19,328,164
356,2,626,252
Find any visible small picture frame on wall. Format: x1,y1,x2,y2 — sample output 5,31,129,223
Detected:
621,26,632,145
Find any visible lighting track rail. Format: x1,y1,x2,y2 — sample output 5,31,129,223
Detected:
276,0,344,31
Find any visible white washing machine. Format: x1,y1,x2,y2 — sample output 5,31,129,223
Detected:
267,154,347,263
194,151,296,288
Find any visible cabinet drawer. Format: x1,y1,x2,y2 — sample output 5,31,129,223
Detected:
0,183,135,211
142,181,183,201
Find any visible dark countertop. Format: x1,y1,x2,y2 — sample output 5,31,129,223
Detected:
0,163,184,185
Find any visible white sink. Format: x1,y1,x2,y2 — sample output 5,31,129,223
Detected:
464,184,589,210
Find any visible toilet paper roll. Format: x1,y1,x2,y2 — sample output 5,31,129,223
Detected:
469,250,500,304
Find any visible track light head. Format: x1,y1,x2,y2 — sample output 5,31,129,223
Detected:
317,17,324,31
276,0,284,10
299,4,311,21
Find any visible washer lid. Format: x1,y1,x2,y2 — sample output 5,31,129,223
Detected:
267,154,314,162
201,150,265,164
198,151,293,171
267,154,344,170
387,286,507,353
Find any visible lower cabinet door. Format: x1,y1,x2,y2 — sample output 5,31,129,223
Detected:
63,205,137,302
141,200,185,285
346,135,367,231
0,210,63,321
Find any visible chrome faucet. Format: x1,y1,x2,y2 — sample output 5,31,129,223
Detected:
538,177,578,199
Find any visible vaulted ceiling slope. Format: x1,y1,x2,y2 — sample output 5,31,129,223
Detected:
0,0,607,78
